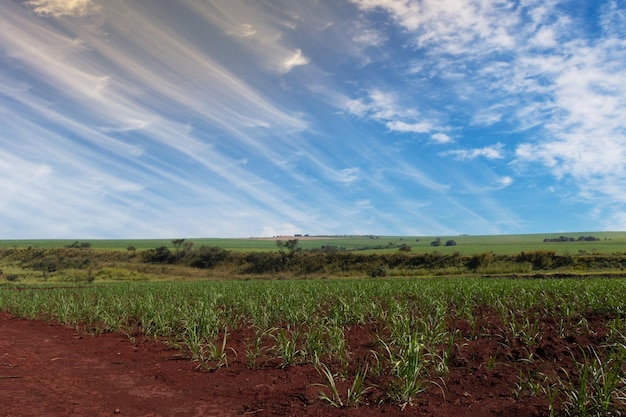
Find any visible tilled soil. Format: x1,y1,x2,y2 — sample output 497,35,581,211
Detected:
0,310,615,417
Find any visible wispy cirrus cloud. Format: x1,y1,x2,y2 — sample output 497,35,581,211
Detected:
184,0,310,75
25,0,101,17
0,1,326,237
3,0,625,239
336,167,361,184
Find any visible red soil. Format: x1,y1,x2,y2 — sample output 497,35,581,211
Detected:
0,310,615,417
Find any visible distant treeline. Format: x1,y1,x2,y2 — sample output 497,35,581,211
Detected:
2,242,626,282
543,235,601,242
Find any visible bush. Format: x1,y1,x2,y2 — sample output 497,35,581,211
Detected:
244,252,287,274
468,252,494,270
65,241,91,249
515,250,556,269
143,246,173,264
190,246,229,269
369,265,387,277
398,244,412,252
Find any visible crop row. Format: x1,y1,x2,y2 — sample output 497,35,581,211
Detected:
1,277,626,414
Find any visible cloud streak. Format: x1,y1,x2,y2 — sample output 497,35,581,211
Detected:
25,0,101,17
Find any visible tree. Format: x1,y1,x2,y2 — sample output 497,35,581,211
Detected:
285,239,300,253
276,239,300,254
172,239,186,257
182,240,194,255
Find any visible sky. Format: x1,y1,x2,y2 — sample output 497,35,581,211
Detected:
1,0,626,239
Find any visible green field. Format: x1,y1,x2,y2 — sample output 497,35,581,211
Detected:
1,231,625,285
2,232,626,413
1,231,625,254
2,277,626,414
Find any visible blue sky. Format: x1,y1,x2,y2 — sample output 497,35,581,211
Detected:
1,0,626,238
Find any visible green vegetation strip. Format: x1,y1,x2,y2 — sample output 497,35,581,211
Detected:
3,278,626,332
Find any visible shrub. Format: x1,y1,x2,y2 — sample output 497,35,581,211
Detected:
65,241,91,249
190,246,230,269
143,246,173,264
516,250,556,269
398,244,412,252
369,265,387,277
468,252,494,271
244,252,287,274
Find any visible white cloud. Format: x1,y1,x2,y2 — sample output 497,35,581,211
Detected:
351,0,626,221
471,109,503,126
600,1,626,38
530,27,558,48
336,167,360,184
442,143,505,160
342,89,416,121
431,133,452,144
350,0,520,53
231,23,257,38
386,120,432,134
603,210,626,231
337,88,447,137
25,0,101,17
343,98,370,117
280,49,310,74
352,27,387,47
497,176,513,187
261,223,302,237
513,20,626,206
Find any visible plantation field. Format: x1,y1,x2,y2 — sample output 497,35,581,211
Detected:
1,231,625,254
2,278,626,416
